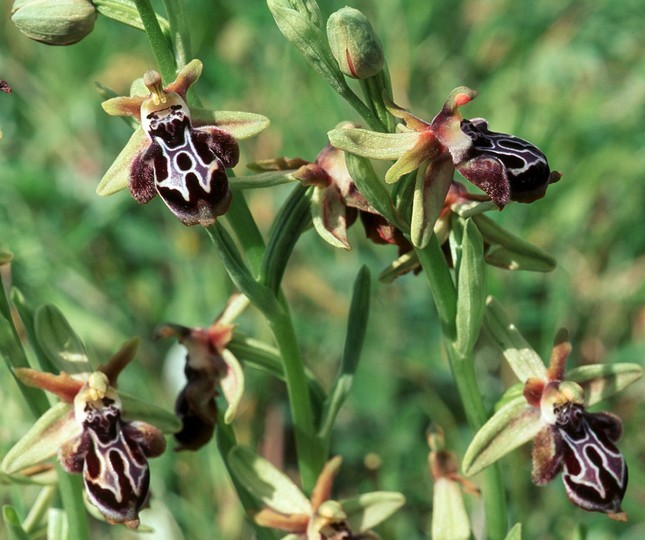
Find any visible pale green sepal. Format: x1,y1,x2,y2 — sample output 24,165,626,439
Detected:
2,505,29,540
328,128,419,160
46,508,68,540
220,349,245,424
230,171,299,190
281,535,300,540
0,469,57,486
34,305,91,374
473,215,556,272
311,186,351,250
228,445,312,515
462,397,541,477
452,200,497,218
411,158,453,248
484,297,547,381
191,109,270,140
129,77,148,98
504,523,522,540
455,219,487,356
565,363,643,407
2,402,79,476
385,144,427,185
340,491,405,532
344,153,402,229
96,127,147,196
118,391,181,434
431,478,470,540
495,383,524,411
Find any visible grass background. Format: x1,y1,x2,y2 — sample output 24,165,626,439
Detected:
1,0,645,538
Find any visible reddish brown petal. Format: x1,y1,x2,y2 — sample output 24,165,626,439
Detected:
14,368,82,402
310,456,343,511
531,426,562,485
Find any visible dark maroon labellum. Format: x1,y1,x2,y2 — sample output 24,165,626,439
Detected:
555,404,627,515
61,398,153,527
174,364,218,451
460,118,552,205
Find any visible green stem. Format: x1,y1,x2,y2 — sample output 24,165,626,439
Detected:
161,0,192,67
417,236,507,539
268,298,325,491
56,468,90,540
224,192,266,275
133,0,177,83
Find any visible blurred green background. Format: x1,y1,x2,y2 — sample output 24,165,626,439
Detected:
1,0,644,538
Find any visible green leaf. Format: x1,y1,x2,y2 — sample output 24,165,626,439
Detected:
378,251,419,284
473,214,556,272
328,128,419,161
2,506,29,540
34,305,91,374
230,171,299,190
431,478,470,540
504,523,523,540
319,266,371,442
455,219,487,356
228,446,311,515
93,0,170,34
565,363,643,407
462,397,541,477
191,109,270,140
119,391,182,433
2,402,79,476
96,127,147,196
483,297,547,382
341,491,405,532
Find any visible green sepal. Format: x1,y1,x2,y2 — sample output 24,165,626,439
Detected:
565,363,643,407
2,402,79,476
377,252,419,283
340,491,405,533
454,219,487,356
311,185,350,250
96,127,147,196
319,266,370,443
119,391,181,433
328,128,419,161
410,158,453,248
431,478,470,540
483,297,547,381
462,397,541,477
472,214,556,273
230,170,299,191
2,505,29,540
344,153,402,229
504,523,522,540
228,445,311,515
46,508,68,540
220,349,245,424
191,109,270,140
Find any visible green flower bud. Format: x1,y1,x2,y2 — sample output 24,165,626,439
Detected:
326,7,384,79
11,0,97,46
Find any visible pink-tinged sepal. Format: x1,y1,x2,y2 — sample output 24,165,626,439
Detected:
556,406,627,519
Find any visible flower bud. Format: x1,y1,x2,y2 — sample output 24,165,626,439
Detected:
327,7,384,79
11,0,97,46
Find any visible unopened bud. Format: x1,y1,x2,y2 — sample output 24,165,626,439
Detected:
11,0,97,46
327,7,384,79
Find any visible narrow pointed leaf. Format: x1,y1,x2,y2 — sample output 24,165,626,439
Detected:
473,214,556,272
34,305,91,374
462,397,541,476
455,219,487,356
191,109,270,139
228,446,312,515
504,523,522,540
431,478,470,540
221,349,245,424
119,391,182,433
565,363,643,406
341,491,405,532
328,128,419,160
2,506,29,540
484,297,547,381
2,403,79,476
96,127,147,196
